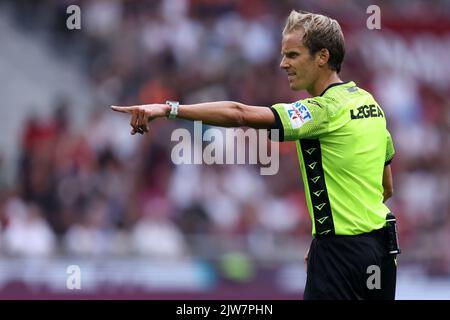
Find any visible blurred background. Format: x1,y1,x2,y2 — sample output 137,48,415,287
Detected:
0,0,449,299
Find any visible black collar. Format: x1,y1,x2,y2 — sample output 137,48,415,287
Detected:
319,81,351,97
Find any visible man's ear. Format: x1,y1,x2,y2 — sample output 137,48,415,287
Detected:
316,48,330,68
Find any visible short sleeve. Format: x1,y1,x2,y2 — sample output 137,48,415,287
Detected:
270,99,330,141
385,130,395,165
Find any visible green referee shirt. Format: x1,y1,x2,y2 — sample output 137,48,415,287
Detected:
271,81,395,236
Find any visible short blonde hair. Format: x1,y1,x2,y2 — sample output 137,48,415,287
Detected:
283,10,345,73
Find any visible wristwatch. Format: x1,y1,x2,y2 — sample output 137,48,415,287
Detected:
166,100,179,119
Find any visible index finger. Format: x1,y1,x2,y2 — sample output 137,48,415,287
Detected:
110,105,136,113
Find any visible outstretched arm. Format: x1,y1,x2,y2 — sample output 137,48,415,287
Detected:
111,101,275,135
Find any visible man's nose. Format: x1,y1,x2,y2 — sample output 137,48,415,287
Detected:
280,56,288,69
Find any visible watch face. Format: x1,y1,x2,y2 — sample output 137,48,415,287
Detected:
168,101,179,119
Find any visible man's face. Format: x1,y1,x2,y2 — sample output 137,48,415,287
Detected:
280,30,319,91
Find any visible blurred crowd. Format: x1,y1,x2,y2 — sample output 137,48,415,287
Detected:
1,0,449,276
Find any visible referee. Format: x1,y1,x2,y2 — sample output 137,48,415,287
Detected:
111,10,399,300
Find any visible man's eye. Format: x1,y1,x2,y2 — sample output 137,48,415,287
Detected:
287,53,299,58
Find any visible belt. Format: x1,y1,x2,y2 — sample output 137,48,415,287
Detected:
314,227,386,239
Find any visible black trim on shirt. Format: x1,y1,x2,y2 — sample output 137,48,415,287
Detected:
385,159,393,166
319,81,351,97
300,139,335,237
269,107,284,142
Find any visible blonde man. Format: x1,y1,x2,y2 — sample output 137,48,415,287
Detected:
112,10,398,300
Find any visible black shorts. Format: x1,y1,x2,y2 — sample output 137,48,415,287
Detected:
303,229,397,300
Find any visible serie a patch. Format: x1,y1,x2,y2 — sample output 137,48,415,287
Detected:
284,101,313,129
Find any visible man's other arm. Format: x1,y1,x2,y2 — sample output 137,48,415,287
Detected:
383,164,393,202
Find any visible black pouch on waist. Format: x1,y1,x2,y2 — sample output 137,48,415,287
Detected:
385,213,401,255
